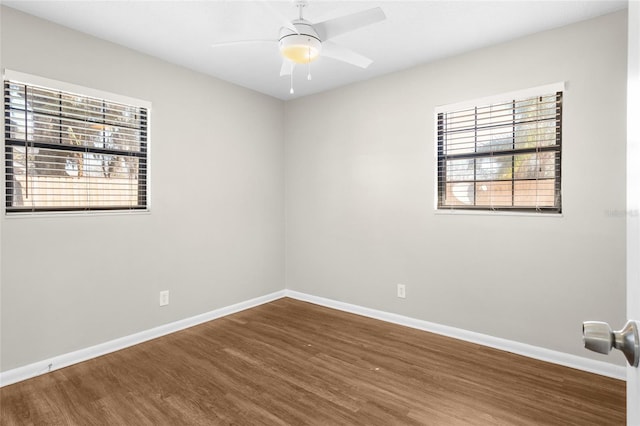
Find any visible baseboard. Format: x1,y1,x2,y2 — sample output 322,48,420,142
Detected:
0,290,286,388
284,290,627,381
1,288,625,387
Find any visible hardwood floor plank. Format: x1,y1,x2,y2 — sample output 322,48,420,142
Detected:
0,298,625,425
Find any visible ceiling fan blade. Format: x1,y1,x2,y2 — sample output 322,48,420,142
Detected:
321,41,373,69
211,40,276,48
280,60,295,77
314,7,386,41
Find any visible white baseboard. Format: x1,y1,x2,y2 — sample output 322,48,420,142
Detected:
0,290,286,388
284,290,627,381
1,288,625,387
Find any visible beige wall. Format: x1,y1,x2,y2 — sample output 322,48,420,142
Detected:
0,7,629,373
0,7,285,371
284,11,628,363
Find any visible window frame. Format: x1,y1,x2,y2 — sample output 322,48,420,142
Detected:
3,70,151,215
434,83,564,214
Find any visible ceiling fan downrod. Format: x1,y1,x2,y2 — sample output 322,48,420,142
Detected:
295,0,308,20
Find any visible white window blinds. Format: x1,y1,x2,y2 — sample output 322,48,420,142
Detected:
4,78,148,213
437,90,562,213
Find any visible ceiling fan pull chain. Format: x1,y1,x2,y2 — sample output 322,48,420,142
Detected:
290,64,295,94
307,46,312,81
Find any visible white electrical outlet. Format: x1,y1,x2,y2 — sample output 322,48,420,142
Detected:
397,284,406,299
159,290,169,306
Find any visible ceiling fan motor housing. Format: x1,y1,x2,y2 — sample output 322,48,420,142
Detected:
279,21,322,64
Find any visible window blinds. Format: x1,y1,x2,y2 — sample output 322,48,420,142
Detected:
437,92,562,213
4,80,148,213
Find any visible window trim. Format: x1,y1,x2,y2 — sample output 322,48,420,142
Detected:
3,69,152,216
433,82,564,214
434,82,565,117
3,70,151,111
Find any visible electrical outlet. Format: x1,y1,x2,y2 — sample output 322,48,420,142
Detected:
159,290,169,306
397,284,406,299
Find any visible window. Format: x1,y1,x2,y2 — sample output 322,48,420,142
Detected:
4,72,149,213
436,85,562,213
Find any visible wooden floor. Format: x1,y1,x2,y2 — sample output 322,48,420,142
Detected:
0,298,625,425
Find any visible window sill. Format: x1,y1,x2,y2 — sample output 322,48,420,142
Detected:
4,209,151,219
434,209,563,218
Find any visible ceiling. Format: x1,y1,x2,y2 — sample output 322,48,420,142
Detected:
3,0,627,100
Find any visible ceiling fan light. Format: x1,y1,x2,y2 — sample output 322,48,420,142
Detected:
279,35,321,64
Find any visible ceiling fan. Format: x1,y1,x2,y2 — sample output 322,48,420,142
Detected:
212,0,386,94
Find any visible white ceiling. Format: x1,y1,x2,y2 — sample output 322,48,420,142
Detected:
3,0,627,100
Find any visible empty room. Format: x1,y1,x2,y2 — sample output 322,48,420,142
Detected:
1,0,639,424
